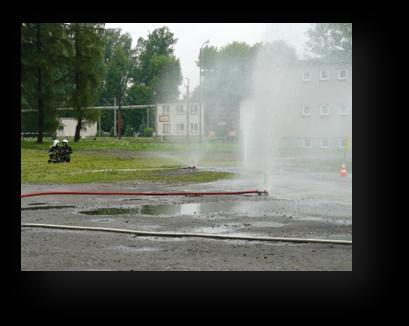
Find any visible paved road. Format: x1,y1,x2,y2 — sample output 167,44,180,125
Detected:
21,165,352,271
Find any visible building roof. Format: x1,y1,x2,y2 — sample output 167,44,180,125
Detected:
296,54,352,66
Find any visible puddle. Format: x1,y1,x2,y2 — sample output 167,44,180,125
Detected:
78,201,351,227
80,201,279,217
28,202,47,206
21,205,76,211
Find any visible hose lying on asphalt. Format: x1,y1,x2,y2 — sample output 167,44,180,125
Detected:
20,190,267,198
21,223,352,245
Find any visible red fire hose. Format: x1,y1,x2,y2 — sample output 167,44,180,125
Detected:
20,190,268,199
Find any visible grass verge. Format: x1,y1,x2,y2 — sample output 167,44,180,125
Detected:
21,147,235,184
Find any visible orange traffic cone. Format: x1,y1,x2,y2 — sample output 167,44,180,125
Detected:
340,164,347,177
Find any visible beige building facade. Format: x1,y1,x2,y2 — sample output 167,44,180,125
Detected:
156,102,204,137
241,60,352,151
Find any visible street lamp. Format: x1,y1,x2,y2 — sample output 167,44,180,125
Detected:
199,40,209,143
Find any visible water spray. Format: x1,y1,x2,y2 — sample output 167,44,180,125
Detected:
257,189,269,196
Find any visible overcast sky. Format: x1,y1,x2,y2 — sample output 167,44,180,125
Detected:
105,23,311,95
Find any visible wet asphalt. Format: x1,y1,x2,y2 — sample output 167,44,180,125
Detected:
21,167,352,271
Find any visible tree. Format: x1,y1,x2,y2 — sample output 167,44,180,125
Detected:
67,23,105,142
193,40,298,136
256,40,298,67
132,26,182,102
97,30,142,137
305,23,352,61
146,54,182,102
197,41,297,103
95,26,182,135
124,83,152,131
198,45,218,72
124,125,134,137
97,31,133,106
195,41,260,109
21,23,71,142
105,44,131,139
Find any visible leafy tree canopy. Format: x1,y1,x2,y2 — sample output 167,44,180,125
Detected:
305,23,352,62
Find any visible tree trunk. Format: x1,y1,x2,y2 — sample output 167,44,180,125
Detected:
74,118,82,142
73,26,81,143
36,24,44,143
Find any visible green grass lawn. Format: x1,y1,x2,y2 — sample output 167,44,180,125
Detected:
21,137,240,152
21,137,349,184
21,138,237,184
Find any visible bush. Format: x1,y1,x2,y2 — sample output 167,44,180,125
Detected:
144,127,154,137
124,125,135,137
138,123,147,135
216,126,228,139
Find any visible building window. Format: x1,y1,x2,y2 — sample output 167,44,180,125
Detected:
320,105,329,116
302,138,311,148
321,139,329,149
176,123,184,133
190,123,198,132
190,104,199,114
302,71,311,81
162,124,170,134
338,69,348,80
320,70,329,80
339,138,347,149
177,104,184,113
338,105,348,115
162,105,170,114
302,105,311,116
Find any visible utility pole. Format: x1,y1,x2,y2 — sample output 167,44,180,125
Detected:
185,77,190,141
118,84,122,139
199,40,209,143
113,97,117,137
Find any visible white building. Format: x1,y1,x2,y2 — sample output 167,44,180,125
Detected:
156,102,204,138
240,59,352,151
56,118,97,138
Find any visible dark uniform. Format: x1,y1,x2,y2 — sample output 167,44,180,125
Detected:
48,144,61,163
60,142,73,162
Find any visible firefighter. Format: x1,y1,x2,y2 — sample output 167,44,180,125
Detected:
48,140,61,163
60,139,73,162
